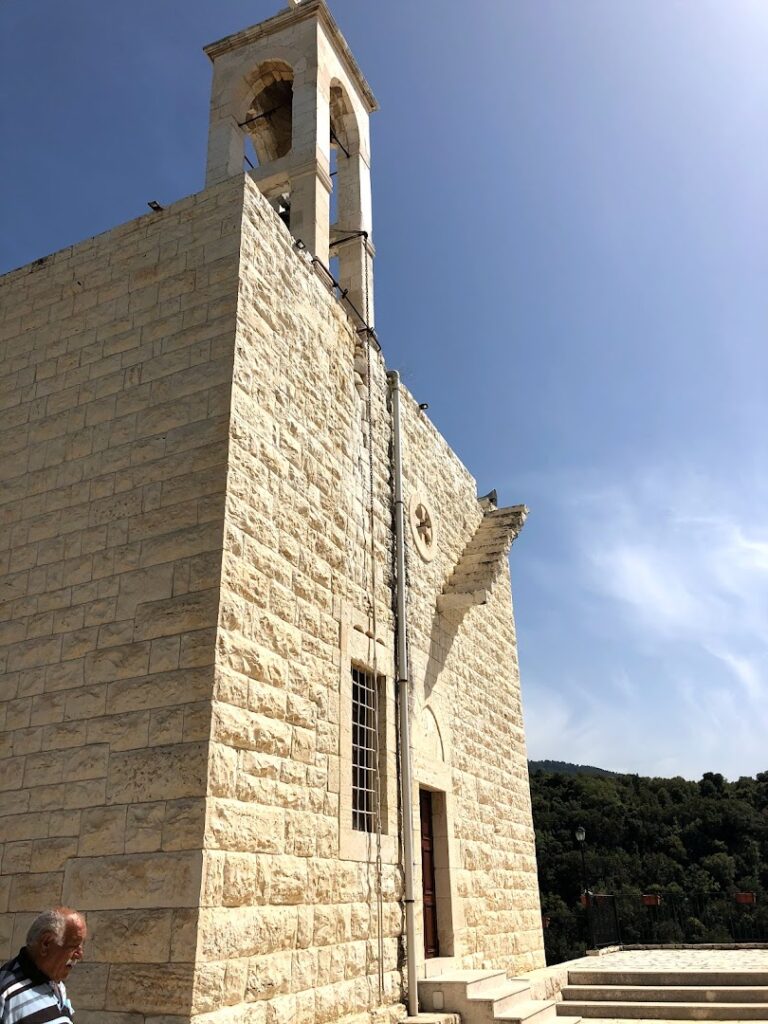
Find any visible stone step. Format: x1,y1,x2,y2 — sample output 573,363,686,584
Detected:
423,957,459,979
568,970,768,988
420,971,508,1018
495,998,558,1024
467,980,535,1017
557,1001,768,1020
421,966,512,999
418,973,556,1024
402,1015,461,1024
562,985,768,1004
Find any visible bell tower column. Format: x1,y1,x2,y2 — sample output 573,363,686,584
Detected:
333,142,374,327
288,61,332,264
202,0,378,326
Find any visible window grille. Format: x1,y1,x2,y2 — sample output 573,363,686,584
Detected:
352,666,378,832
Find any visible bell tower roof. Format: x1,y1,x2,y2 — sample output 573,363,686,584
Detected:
203,0,378,113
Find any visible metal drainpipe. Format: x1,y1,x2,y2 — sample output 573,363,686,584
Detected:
387,370,419,1017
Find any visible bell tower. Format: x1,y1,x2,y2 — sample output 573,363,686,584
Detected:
204,0,378,325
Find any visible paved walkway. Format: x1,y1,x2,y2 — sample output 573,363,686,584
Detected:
580,947,768,970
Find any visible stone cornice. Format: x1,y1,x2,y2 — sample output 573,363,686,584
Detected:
203,0,378,113
437,503,528,614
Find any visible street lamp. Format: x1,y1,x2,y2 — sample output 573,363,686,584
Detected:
575,826,588,893
575,826,595,949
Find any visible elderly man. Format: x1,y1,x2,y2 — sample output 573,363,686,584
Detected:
0,907,86,1023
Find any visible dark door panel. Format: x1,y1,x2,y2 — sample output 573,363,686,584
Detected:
420,788,440,958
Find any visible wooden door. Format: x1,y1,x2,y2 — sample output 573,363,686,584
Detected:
420,789,440,958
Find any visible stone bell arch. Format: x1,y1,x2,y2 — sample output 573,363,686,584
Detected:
204,0,377,325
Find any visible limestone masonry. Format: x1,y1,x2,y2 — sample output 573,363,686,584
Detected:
0,3,545,1023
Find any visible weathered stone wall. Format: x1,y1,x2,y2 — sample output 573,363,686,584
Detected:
400,406,545,971
187,174,543,1024
0,169,543,1024
0,176,246,1023
190,175,403,1024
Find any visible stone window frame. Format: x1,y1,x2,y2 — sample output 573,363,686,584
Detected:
338,602,398,863
412,699,463,963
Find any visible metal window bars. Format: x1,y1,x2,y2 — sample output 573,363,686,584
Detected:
352,667,378,832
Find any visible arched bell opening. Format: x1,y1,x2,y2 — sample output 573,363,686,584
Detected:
329,81,361,233
203,2,377,274
328,80,373,327
242,60,294,167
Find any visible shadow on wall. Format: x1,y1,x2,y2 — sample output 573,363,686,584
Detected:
424,608,463,701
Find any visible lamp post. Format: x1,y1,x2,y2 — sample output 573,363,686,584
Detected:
575,826,594,949
575,826,588,893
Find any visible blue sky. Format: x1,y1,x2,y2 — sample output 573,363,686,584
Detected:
3,1,768,780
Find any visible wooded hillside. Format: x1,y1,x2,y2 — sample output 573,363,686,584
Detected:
529,760,618,778
530,767,768,962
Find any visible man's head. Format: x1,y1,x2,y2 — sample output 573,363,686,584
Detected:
26,907,86,982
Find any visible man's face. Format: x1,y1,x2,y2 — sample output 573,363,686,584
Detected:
36,916,87,982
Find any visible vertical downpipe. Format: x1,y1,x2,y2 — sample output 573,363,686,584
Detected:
387,370,419,1016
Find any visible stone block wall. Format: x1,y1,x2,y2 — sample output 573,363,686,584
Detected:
186,174,544,1024
0,176,245,1022
399,404,545,970
0,169,544,1024
190,177,404,1024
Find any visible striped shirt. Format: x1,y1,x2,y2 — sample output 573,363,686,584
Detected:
0,949,74,1024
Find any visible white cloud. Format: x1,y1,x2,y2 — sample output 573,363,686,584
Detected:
707,648,764,702
578,472,768,645
589,540,704,635
522,684,575,757
521,466,768,779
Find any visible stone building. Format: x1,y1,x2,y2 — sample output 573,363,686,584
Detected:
0,3,545,1023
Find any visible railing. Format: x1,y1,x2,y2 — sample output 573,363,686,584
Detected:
542,891,767,964
605,891,765,945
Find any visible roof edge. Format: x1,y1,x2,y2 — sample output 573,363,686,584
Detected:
203,0,378,113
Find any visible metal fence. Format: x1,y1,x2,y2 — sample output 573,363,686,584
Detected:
542,892,767,964
602,892,765,946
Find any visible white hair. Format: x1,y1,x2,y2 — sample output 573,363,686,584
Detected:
26,909,68,948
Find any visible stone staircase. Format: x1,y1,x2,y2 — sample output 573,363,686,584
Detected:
558,967,768,1019
420,969,582,1024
